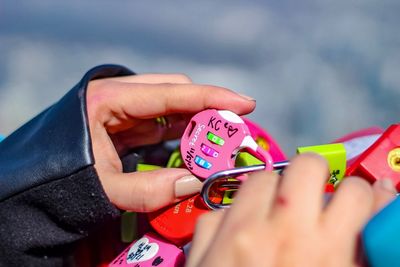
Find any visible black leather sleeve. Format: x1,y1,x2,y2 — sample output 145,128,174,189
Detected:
0,65,134,266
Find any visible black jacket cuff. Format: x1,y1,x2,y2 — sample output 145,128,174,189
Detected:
0,64,134,201
0,64,135,266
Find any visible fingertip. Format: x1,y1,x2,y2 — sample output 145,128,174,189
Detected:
373,178,397,194
334,176,374,214
372,178,397,213
340,176,374,199
174,174,203,198
112,168,195,212
198,85,256,115
237,93,256,102
291,152,329,169
323,176,374,234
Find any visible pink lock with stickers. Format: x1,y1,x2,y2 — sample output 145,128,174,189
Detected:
242,117,286,162
109,232,185,267
180,109,274,179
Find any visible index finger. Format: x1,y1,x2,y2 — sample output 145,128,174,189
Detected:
87,81,256,125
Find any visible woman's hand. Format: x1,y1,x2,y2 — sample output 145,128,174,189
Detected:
86,73,256,212
187,154,396,267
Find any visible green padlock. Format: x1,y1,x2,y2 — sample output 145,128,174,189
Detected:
121,163,162,243
166,148,184,168
121,212,138,243
222,189,236,205
136,163,162,171
235,152,264,167
297,143,346,186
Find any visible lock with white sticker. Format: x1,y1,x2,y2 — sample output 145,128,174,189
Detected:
109,232,185,267
180,109,273,180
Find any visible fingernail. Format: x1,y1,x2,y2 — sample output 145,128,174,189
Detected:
175,175,203,198
238,93,256,101
377,178,397,193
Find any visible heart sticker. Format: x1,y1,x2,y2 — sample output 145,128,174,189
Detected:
126,237,159,264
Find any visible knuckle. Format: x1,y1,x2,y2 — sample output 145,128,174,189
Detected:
231,227,262,257
87,80,112,109
88,79,110,94
233,228,253,249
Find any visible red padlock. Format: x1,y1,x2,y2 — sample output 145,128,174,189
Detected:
346,124,400,191
147,194,208,247
147,182,225,247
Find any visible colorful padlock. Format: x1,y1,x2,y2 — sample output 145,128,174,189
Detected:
147,194,209,247
242,117,286,162
332,126,383,166
147,178,226,246
109,232,185,267
180,109,273,180
346,124,400,191
297,143,347,187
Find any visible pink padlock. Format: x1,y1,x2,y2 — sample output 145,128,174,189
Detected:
242,117,286,162
109,232,185,267
180,109,273,179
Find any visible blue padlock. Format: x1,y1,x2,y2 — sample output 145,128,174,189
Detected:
363,197,400,267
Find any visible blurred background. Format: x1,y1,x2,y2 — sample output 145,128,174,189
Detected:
1,0,399,155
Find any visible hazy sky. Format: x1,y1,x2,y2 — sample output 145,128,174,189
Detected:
1,0,399,155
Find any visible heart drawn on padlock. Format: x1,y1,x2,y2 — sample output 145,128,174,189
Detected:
126,237,159,264
224,122,238,138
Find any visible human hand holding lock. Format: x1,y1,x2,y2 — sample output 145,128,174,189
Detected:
86,73,256,212
187,153,397,267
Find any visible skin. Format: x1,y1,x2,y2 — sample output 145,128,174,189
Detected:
86,73,395,266
187,154,396,267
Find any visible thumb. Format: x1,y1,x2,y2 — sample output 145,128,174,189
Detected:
101,168,203,212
